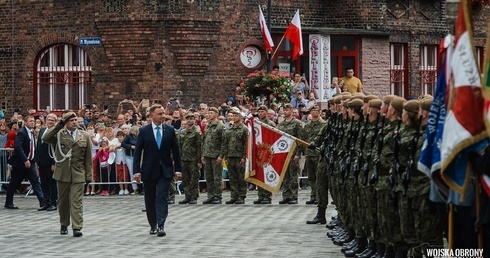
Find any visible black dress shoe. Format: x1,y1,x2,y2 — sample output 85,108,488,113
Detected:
189,199,197,204
305,198,317,205
150,226,157,235
47,205,57,211
235,198,245,204
60,226,68,235
203,198,213,204
37,204,49,211
253,198,263,204
225,199,237,204
211,198,222,204
288,199,298,204
4,204,19,209
157,224,166,237
260,198,272,204
306,215,327,224
278,198,291,204
73,229,83,237
178,199,190,204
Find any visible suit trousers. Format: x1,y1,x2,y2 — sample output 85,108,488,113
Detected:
143,174,171,227
39,165,58,206
57,181,84,229
5,160,45,207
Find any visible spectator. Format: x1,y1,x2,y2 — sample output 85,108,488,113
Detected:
290,91,307,109
306,92,317,110
291,72,310,100
115,131,129,195
95,138,110,196
121,125,139,194
341,67,363,93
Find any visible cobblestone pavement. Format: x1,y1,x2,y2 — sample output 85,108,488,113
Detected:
0,189,344,258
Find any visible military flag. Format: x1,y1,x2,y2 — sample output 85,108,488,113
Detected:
481,19,490,196
245,116,297,193
283,9,303,61
258,6,274,53
441,0,488,200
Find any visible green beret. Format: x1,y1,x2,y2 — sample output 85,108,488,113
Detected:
390,96,406,113
283,103,293,109
364,94,378,103
257,105,268,111
185,113,195,119
403,100,420,114
209,107,219,114
420,98,433,111
334,96,342,104
350,92,365,101
348,99,364,109
342,101,349,108
368,99,382,109
341,94,351,101
382,95,396,104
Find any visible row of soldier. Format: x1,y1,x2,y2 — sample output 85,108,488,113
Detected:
305,93,442,258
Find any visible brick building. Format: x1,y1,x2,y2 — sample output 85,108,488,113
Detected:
0,0,488,114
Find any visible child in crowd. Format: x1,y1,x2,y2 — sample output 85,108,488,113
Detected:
115,131,129,195
95,137,111,196
121,125,139,194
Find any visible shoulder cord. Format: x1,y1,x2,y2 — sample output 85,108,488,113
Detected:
49,130,72,163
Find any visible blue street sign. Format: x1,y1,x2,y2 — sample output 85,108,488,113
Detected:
80,37,102,46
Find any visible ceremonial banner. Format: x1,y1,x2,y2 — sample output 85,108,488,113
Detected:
258,6,274,53
283,9,303,61
441,0,488,197
481,19,490,197
418,35,452,200
245,117,297,193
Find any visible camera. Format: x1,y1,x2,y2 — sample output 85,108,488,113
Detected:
17,121,23,127
169,98,177,105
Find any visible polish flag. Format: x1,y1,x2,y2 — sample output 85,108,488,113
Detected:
258,6,274,53
284,9,303,61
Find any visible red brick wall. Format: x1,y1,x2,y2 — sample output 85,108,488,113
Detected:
360,37,391,97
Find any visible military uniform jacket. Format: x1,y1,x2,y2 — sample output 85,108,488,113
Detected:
179,126,202,162
223,123,248,158
408,124,431,197
202,121,226,158
278,117,303,156
42,122,93,183
302,119,325,156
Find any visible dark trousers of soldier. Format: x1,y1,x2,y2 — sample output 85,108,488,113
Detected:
257,187,272,200
181,161,200,200
204,157,223,200
316,160,329,209
376,184,403,249
352,177,366,239
227,157,247,200
57,181,84,229
397,192,417,253
304,156,319,200
282,159,299,200
359,185,378,242
344,177,355,230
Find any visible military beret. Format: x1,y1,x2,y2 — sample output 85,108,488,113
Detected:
229,107,240,114
403,100,420,114
420,97,433,111
390,96,406,113
350,92,365,101
341,94,352,101
382,95,396,105
348,99,364,109
209,107,219,114
364,95,378,103
185,113,195,119
340,92,352,100
422,94,433,100
368,99,382,109
62,111,77,121
257,105,268,111
283,103,293,109
309,105,320,111
342,101,349,108
334,96,342,104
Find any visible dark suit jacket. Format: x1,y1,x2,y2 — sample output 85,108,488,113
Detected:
133,123,182,181
34,127,55,167
10,126,35,167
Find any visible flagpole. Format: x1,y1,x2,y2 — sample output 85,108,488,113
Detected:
270,35,285,60
475,177,484,249
448,202,454,250
254,118,310,147
266,0,272,73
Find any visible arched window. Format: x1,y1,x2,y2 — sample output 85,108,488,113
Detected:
34,44,92,111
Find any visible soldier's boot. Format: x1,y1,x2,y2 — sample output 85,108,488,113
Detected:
372,243,386,258
382,245,395,258
344,237,367,257
306,207,326,224
341,238,358,253
326,218,339,229
355,240,377,258
253,198,264,204
305,198,317,205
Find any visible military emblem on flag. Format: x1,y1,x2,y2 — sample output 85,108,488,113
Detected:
245,117,297,193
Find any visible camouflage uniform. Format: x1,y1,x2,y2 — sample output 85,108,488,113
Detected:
301,119,325,202
256,118,276,202
202,121,226,201
179,125,202,201
277,117,303,202
223,122,248,201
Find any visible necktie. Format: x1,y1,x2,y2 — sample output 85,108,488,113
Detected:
28,130,34,160
155,126,162,149
70,131,75,140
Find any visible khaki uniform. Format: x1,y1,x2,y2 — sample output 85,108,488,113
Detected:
179,125,202,200
301,119,324,201
277,117,303,200
223,122,248,200
202,121,226,200
42,122,92,230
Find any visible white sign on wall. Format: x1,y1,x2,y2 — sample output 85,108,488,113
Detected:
309,34,330,107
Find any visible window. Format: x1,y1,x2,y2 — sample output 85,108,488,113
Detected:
390,43,408,97
34,44,92,111
419,45,438,96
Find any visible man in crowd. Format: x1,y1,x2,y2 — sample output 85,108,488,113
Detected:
36,113,58,211
341,67,363,94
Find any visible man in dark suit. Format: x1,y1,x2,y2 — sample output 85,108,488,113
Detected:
35,113,58,211
133,104,182,237
4,115,47,210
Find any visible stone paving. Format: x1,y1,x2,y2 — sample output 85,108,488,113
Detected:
0,189,345,258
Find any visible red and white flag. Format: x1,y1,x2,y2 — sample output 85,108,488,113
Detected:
244,116,297,193
258,6,274,53
284,9,303,61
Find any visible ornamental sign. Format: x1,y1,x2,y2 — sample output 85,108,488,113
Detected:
239,40,267,71
79,37,102,46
